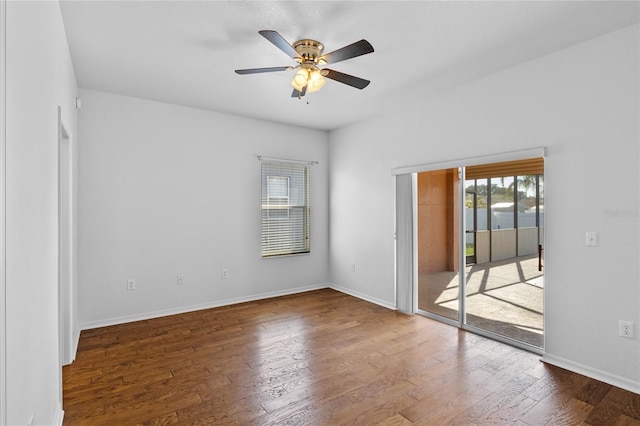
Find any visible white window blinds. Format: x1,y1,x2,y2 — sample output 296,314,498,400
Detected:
261,159,310,258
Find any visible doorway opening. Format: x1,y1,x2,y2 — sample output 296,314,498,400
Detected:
414,157,544,351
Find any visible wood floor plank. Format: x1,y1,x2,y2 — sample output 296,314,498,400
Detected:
406,353,494,401
409,385,492,425
586,387,636,426
260,374,364,413
377,414,414,426
327,387,418,425
481,394,539,425
518,391,576,425
545,397,594,426
62,289,639,426
623,393,640,419
577,379,614,406
615,414,640,426
133,411,179,426
447,372,538,425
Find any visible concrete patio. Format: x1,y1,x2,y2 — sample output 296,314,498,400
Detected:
418,253,544,348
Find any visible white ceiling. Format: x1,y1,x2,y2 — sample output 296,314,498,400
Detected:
59,1,640,131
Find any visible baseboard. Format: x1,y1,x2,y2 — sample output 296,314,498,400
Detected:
55,407,64,426
80,283,330,330
542,353,640,394
71,328,80,362
329,283,396,311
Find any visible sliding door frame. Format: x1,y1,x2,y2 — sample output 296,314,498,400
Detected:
0,1,7,423
393,147,546,354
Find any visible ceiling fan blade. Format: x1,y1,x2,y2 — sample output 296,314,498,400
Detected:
291,86,307,98
235,66,292,75
323,69,370,89
259,30,300,59
319,39,374,65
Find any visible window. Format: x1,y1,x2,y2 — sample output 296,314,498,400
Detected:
266,176,290,220
261,160,310,258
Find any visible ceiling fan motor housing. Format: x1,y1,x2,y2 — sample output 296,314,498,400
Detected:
293,39,325,63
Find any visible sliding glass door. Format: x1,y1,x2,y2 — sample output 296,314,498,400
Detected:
414,158,544,351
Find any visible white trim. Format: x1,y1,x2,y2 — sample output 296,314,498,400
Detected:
57,107,74,366
80,284,330,330
542,353,640,394
392,175,397,310
457,167,467,327
329,283,397,311
0,0,7,423
71,328,80,362
391,147,546,176
411,173,418,314
54,408,64,426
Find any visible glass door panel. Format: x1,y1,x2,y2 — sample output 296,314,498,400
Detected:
465,173,543,349
416,169,460,321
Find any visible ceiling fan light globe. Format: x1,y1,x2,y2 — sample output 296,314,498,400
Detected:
309,69,323,82
307,76,326,93
291,79,306,91
292,69,309,89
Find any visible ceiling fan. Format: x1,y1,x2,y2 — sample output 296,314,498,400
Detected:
235,30,374,98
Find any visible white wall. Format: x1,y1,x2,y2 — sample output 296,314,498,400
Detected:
5,1,78,425
77,89,329,327
329,25,640,390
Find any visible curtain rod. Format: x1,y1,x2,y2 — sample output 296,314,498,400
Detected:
257,155,318,165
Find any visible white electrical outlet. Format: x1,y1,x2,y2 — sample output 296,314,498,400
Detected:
351,263,356,272
177,275,184,285
620,320,634,339
127,279,136,291
221,269,229,279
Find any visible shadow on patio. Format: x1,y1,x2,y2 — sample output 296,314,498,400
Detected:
418,253,543,348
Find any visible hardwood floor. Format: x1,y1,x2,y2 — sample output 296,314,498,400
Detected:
63,289,640,425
